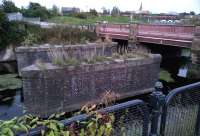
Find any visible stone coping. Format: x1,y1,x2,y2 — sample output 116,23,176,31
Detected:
16,42,117,53
21,53,161,77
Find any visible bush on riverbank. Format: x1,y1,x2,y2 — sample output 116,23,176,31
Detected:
22,24,97,46
0,9,26,49
0,20,97,48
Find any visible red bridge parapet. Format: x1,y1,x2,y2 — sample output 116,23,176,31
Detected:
96,23,196,48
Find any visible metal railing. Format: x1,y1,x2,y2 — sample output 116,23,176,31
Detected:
19,100,150,136
18,81,200,136
160,82,200,136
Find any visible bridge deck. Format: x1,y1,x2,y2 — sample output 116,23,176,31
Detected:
97,23,196,48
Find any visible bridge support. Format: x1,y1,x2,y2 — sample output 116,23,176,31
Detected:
191,26,200,64
189,26,200,79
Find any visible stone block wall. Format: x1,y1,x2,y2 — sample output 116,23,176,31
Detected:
16,42,117,75
192,26,200,65
21,54,161,116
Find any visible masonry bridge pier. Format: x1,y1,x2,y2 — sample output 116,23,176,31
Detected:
96,23,199,60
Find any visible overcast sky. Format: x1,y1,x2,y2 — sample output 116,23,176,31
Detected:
1,0,200,14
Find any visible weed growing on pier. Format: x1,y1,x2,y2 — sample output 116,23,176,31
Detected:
64,58,80,66
100,90,120,107
48,47,80,66
35,59,47,70
84,55,111,64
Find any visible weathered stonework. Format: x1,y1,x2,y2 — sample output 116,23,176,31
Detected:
21,54,161,116
192,26,200,65
16,42,117,75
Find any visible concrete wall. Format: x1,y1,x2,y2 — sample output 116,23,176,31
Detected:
16,42,117,75
21,54,161,116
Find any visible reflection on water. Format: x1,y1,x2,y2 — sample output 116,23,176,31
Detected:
0,89,24,120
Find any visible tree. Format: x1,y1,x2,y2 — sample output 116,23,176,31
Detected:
190,11,195,15
0,3,26,49
0,8,9,48
179,12,189,18
89,9,98,16
111,6,120,16
101,7,110,15
50,5,59,17
2,0,19,13
22,2,50,20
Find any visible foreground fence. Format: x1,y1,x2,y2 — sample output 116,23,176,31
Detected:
160,82,200,136
19,82,200,136
19,100,150,136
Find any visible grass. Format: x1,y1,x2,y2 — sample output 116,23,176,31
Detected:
48,16,131,25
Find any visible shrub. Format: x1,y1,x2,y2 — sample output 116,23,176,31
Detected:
69,12,88,19
35,25,96,45
22,32,38,46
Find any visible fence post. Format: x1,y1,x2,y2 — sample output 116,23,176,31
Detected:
195,103,200,136
150,82,166,136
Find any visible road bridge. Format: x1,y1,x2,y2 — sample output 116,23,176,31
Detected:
96,23,196,48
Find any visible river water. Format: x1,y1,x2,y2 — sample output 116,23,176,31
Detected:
0,52,199,120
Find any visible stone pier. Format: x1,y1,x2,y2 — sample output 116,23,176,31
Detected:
190,26,200,78
16,42,117,75
21,53,161,116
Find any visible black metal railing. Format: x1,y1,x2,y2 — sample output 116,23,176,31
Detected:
160,82,200,136
19,100,150,136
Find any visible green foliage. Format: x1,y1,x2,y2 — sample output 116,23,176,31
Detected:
49,5,60,17
68,104,115,136
22,32,38,46
0,9,9,49
70,12,88,19
2,0,19,13
159,69,175,83
85,56,111,64
64,58,80,66
89,9,98,16
0,91,120,135
37,26,96,45
7,22,26,45
0,8,26,49
0,115,32,136
0,114,66,136
21,2,51,21
0,74,22,91
0,105,115,136
112,52,143,59
48,16,130,25
35,59,47,70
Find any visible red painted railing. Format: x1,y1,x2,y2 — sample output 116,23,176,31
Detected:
138,24,195,34
96,23,196,48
